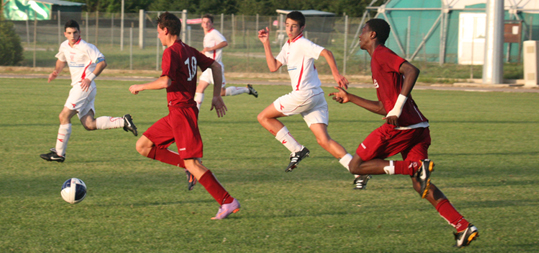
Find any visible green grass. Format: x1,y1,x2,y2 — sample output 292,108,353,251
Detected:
1,78,538,252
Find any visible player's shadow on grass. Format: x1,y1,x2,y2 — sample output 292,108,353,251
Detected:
93,199,215,207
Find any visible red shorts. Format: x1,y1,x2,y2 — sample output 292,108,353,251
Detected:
143,106,203,159
356,124,431,162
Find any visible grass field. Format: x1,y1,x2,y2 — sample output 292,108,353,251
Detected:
1,78,538,252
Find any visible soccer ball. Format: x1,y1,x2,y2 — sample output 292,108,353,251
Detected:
61,178,87,204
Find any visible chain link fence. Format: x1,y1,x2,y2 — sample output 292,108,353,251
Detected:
5,11,374,76
6,10,521,80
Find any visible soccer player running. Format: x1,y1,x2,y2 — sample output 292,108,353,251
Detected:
256,11,359,184
40,20,137,163
329,19,478,247
129,12,240,220
194,14,258,111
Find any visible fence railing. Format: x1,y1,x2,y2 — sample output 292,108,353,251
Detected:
4,10,521,80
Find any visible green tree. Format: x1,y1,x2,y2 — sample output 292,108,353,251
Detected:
0,21,24,66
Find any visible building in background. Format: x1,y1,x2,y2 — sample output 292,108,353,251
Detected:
350,0,539,65
3,0,84,21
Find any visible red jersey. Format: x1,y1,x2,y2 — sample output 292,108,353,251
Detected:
371,45,428,127
161,40,215,106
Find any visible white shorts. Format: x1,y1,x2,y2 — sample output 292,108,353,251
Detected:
273,91,329,127
199,63,226,88
64,83,96,119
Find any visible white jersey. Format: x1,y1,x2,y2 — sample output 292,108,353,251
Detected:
55,38,105,86
276,34,324,95
203,28,226,63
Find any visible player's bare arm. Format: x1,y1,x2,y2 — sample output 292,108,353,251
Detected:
329,86,386,115
48,60,67,83
80,60,107,92
384,62,420,126
320,49,349,89
209,61,227,117
129,76,171,95
202,41,228,54
258,27,282,72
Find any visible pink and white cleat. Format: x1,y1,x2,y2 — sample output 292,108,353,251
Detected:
211,198,240,220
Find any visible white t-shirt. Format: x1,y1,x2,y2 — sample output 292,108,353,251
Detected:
276,34,324,96
55,38,105,86
203,28,226,64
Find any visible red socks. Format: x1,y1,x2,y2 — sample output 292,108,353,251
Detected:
147,146,185,168
394,161,420,176
198,170,233,205
436,199,470,232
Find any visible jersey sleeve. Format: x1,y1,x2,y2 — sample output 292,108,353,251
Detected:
195,48,215,72
55,43,66,62
382,48,406,73
85,43,105,64
275,45,287,66
301,39,324,60
213,30,227,43
161,48,178,81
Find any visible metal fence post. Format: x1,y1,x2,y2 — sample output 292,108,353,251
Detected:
26,10,30,45
57,10,61,44
95,11,99,45
139,9,145,49
130,23,133,70
85,12,89,41
121,0,124,51
33,17,37,68
156,12,160,71
343,15,348,75
181,10,187,42
111,13,114,47
221,14,224,34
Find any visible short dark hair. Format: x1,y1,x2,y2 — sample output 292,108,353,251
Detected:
64,20,80,32
286,11,305,28
202,14,214,23
157,12,181,36
366,19,390,44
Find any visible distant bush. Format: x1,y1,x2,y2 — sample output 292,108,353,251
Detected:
0,21,24,65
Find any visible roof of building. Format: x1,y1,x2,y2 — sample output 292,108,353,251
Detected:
276,9,335,16
33,0,85,6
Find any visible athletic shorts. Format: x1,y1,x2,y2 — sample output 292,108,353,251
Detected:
199,63,226,88
143,106,203,159
356,124,431,162
273,91,328,127
64,83,97,119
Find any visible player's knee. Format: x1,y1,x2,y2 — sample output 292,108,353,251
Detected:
257,112,266,124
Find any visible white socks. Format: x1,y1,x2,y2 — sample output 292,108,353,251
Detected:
275,126,303,153
194,92,204,110
339,153,353,171
195,87,249,110
55,124,72,157
96,116,124,130
383,160,395,175
225,86,249,96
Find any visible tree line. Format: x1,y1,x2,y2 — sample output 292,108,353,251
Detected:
69,0,372,17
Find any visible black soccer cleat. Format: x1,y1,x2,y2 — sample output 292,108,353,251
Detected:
415,159,434,198
184,169,197,191
40,150,65,162
454,224,479,248
247,84,258,98
353,175,372,190
286,147,310,172
123,114,138,136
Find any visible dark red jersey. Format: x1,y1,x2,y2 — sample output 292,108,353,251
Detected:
371,45,428,126
161,40,215,106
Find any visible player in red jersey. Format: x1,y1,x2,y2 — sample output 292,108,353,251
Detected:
329,19,478,247
128,12,239,220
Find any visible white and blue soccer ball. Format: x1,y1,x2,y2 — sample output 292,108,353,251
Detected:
61,178,87,204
